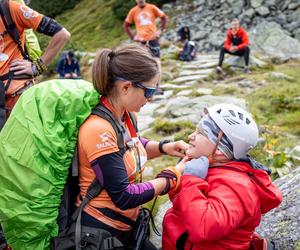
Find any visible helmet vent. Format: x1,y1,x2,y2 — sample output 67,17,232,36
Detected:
224,118,240,125
246,118,251,125
217,109,222,114
229,110,236,117
238,112,243,120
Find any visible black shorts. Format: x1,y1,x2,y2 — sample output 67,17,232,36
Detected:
141,39,160,58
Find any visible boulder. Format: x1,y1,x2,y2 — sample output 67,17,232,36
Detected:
224,55,267,68
256,166,300,250
250,22,300,60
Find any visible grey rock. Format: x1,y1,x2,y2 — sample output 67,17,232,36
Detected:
196,88,213,95
176,89,193,96
264,0,277,8
160,83,190,89
179,69,214,76
250,21,300,60
285,21,300,33
150,200,172,248
137,116,155,132
172,75,208,83
255,6,270,16
266,71,295,81
165,95,247,119
243,8,256,19
288,2,300,10
232,0,244,15
274,13,287,25
256,166,300,250
279,0,291,11
251,0,263,8
182,61,218,70
224,55,267,68
193,30,209,41
287,8,300,23
288,145,300,161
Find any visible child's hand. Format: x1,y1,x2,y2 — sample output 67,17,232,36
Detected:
183,156,209,179
175,156,189,174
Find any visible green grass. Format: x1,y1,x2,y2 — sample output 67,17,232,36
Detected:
247,62,300,136
57,0,127,51
38,0,127,52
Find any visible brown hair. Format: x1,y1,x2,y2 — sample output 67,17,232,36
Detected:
92,43,159,96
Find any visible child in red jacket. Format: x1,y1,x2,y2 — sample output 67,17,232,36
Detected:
162,103,282,250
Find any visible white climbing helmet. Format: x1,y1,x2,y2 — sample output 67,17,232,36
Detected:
205,103,259,159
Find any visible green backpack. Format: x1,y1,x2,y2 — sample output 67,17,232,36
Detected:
0,79,99,250
0,79,140,250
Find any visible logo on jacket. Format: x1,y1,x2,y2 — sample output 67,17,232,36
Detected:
20,5,38,19
0,34,8,62
96,132,116,149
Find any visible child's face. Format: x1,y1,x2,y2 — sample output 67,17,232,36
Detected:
185,127,216,159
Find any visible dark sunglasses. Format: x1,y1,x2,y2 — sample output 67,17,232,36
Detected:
114,77,157,98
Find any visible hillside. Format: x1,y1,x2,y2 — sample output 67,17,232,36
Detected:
38,0,128,52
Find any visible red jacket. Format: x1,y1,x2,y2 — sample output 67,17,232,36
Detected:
224,27,249,51
162,161,282,250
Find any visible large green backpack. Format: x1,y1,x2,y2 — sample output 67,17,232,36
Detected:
0,79,137,250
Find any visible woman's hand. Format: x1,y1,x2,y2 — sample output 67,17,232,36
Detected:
163,140,189,158
9,59,33,76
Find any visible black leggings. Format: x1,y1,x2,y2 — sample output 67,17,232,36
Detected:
81,211,158,250
218,46,250,67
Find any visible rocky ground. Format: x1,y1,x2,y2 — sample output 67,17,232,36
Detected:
162,0,300,61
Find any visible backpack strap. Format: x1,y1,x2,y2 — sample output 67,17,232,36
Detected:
0,80,6,130
91,103,126,152
0,0,30,61
73,178,102,250
128,111,138,133
69,103,139,248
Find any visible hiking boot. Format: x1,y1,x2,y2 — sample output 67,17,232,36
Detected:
216,66,223,73
243,67,251,74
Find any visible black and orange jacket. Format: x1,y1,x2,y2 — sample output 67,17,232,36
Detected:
224,27,249,51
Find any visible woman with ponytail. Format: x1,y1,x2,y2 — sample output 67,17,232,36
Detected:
77,43,188,249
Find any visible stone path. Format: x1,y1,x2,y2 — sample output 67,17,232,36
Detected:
138,54,225,132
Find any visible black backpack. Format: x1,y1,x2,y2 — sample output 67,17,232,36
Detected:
179,41,197,62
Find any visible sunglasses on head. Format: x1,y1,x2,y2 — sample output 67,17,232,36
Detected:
114,77,157,98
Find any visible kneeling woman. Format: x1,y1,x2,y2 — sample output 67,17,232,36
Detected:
77,44,188,249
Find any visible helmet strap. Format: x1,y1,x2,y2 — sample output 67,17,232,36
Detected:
208,131,223,164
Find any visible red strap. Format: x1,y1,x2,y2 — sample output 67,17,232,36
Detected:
100,96,137,138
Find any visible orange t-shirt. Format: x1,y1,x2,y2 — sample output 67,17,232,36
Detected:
125,3,166,41
78,114,148,231
0,1,43,94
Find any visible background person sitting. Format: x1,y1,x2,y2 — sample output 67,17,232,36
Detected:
56,50,80,79
177,26,191,43
216,18,251,74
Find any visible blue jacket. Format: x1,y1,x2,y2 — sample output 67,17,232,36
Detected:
56,58,80,77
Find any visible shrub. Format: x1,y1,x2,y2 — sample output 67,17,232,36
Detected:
30,0,81,17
